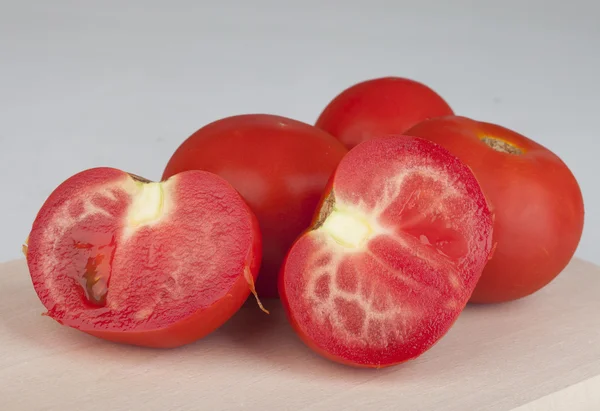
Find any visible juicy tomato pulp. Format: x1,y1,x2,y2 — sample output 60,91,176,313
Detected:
315,77,453,149
405,116,585,303
279,137,493,367
162,114,348,298
26,168,262,348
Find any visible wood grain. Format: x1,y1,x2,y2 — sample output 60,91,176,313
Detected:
1,258,599,411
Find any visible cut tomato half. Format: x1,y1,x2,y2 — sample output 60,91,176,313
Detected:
279,136,493,367
26,168,262,348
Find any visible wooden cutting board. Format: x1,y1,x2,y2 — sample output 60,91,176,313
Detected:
1,258,599,411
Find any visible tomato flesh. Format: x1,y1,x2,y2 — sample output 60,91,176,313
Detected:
280,136,493,367
26,168,262,347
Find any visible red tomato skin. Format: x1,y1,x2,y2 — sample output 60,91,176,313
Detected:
163,114,348,298
406,116,585,303
315,77,454,149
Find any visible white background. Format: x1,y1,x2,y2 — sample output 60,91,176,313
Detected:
1,0,598,264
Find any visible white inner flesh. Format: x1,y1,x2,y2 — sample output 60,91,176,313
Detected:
320,208,373,249
127,182,164,227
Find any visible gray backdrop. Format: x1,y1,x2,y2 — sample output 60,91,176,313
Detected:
1,0,598,263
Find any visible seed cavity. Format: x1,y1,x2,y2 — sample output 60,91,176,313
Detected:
73,236,116,307
80,254,108,306
314,275,331,300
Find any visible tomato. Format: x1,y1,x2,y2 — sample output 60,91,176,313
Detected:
315,77,454,149
163,114,348,298
26,168,262,347
405,116,585,303
279,136,493,367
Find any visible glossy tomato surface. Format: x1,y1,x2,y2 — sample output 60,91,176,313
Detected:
406,116,585,303
163,114,348,298
26,168,262,347
315,77,453,149
280,136,493,367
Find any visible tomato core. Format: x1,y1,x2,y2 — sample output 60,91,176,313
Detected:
321,205,373,249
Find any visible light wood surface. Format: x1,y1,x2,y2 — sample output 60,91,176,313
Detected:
1,258,599,411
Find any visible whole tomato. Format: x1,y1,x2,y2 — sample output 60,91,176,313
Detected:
405,116,584,303
315,77,454,149
163,114,348,298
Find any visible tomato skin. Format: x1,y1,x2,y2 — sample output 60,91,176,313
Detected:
405,116,585,303
315,77,453,149
163,114,348,298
